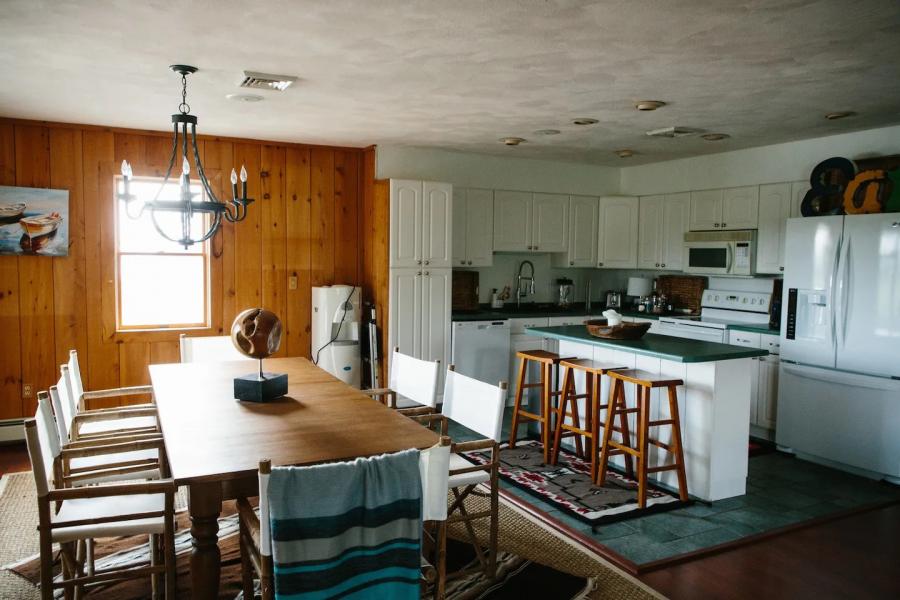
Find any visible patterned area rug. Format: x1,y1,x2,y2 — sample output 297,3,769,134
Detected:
461,440,689,526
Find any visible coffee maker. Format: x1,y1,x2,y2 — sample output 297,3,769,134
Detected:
557,278,574,307
605,290,622,308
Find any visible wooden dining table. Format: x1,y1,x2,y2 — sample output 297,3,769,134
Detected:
149,357,439,599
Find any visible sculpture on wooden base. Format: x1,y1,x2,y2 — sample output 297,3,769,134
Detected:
231,308,288,402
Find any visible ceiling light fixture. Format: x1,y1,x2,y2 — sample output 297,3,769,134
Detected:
571,118,599,125
226,93,264,102
825,111,855,120
701,133,731,141
615,149,635,158
645,126,698,138
635,100,666,111
533,129,561,136
499,137,527,146
118,65,254,248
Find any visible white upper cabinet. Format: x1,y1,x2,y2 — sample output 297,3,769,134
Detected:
422,182,452,268
722,186,759,229
493,190,532,251
531,193,568,252
453,188,493,267
639,193,689,271
690,187,758,230
690,189,724,231
390,179,451,268
493,190,568,253
790,180,810,218
553,195,598,267
757,182,792,274
597,196,639,269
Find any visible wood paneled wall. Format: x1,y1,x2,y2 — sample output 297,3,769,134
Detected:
0,118,365,416
359,150,390,386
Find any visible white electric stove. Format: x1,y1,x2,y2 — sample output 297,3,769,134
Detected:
657,290,771,343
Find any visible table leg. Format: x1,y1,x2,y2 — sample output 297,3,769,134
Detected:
188,481,223,599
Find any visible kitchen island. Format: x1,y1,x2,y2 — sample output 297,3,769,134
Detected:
526,325,767,501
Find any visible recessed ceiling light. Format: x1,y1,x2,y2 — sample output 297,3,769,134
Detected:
646,126,698,138
533,129,561,136
825,111,855,120
499,137,526,146
571,118,599,126
226,93,264,102
701,133,730,141
615,149,635,158
635,100,666,111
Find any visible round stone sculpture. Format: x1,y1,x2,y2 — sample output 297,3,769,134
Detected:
230,308,283,359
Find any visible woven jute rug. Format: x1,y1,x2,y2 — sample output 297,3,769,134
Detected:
0,472,662,599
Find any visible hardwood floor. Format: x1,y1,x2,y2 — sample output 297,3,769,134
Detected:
2,441,897,598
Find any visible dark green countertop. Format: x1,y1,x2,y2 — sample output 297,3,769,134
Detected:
451,306,668,322
727,323,780,336
526,325,768,363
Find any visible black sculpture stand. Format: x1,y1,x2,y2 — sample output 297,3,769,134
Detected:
234,360,288,402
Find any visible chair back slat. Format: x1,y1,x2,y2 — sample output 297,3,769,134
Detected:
419,438,451,521
59,365,78,425
259,459,272,557
180,334,246,363
389,349,440,408
49,384,69,442
442,369,507,442
67,349,85,402
27,393,60,496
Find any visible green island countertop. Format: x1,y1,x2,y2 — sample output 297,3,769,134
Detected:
526,325,768,363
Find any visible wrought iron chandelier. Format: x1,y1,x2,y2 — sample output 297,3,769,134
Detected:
118,65,253,248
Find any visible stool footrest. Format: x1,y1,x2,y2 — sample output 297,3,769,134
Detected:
606,442,639,457
646,464,680,474
520,383,544,389
515,410,543,422
560,426,591,437
648,439,674,452
649,419,675,427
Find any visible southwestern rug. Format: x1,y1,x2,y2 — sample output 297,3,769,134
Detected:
461,440,689,526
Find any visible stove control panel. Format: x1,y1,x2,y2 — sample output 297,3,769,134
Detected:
701,290,771,313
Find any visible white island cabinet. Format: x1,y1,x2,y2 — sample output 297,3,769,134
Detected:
527,325,767,502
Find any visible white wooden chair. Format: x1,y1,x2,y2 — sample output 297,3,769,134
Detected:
25,394,176,599
67,349,155,412
56,364,159,442
236,439,452,600
179,333,245,363
364,347,440,414
413,366,507,583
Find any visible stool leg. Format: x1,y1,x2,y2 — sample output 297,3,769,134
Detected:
550,367,573,466
636,385,651,509
508,357,528,448
616,382,634,477
569,374,584,459
595,378,620,486
542,362,552,464
667,385,690,502
589,373,600,481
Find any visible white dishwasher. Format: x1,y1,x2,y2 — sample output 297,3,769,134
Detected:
451,320,511,386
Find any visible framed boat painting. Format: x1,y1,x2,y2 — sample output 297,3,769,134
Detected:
0,185,69,256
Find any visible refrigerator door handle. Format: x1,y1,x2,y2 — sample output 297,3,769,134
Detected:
830,235,843,354
840,239,852,345
782,364,899,392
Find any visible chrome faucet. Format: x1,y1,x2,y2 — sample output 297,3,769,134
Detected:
515,260,536,308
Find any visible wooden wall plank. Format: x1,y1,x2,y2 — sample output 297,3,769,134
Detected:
50,128,88,373
202,140,235,332
233,143,262,313
285,147,311,358
119,342,153,406
310,148,335,286
333,150,360,285
81,129,120,402
261,145,287,357
0,122,23,418
150,340,180,365
15,124,55,415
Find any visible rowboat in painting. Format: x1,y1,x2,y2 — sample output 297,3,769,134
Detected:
0,202,26,221
19,212,63,238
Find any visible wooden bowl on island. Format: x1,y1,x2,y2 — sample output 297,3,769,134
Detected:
584,319,652,340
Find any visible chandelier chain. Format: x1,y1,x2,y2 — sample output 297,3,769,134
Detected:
178,73,190,115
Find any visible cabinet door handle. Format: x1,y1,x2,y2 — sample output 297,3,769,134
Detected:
467,260,472,265
714,223,720,228
460,260,466,265
569,261,574,266
722,223,727,228
424,271,430,276
417,271,422,276
417,259,422,265
661,263,666,268
655,263,660,267
534,245,539,250
598,261,604,266
779,266,784,272
424,260,430,265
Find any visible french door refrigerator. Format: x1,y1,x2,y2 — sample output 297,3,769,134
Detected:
778,214,900,481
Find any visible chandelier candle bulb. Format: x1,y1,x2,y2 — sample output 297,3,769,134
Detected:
182,156,190,175
231,168,239,198
240,165,247,198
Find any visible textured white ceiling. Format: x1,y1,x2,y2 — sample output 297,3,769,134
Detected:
1,0,899,165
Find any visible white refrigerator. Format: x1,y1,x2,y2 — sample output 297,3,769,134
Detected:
778,214,900,481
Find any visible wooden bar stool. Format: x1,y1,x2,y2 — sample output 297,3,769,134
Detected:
550,359,626,481
597,369,689,508
508,349,570,464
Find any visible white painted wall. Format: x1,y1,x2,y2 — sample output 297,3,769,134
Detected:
377,145,619,196
620,125,900,196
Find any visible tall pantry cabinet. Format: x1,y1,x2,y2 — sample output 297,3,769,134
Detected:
388,180,452,393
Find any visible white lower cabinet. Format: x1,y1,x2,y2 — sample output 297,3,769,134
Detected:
728,330,779,436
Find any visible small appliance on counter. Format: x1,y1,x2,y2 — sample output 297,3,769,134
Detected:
605,290,622,308
557,278,574,307
626,276,652,309
452,271,479,312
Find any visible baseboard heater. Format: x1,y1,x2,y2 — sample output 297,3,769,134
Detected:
0,419,25,443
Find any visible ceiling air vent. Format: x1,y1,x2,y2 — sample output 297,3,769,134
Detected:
645,126,699,138
239,71,298,91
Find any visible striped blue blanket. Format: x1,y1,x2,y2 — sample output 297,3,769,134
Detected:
267,449,422,599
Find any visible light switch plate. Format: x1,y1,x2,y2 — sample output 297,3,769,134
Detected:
288,275,298,290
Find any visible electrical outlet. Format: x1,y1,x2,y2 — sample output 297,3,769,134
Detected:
288,275,298,290
22,383,33,398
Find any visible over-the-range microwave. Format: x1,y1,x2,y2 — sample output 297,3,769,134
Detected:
683,230,756,276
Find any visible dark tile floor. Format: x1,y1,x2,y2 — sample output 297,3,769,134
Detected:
450,408,900,565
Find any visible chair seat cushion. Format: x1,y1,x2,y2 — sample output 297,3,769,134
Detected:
77,416,158,437
52,493,166,542
448,453,490,488
69,449,158,471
